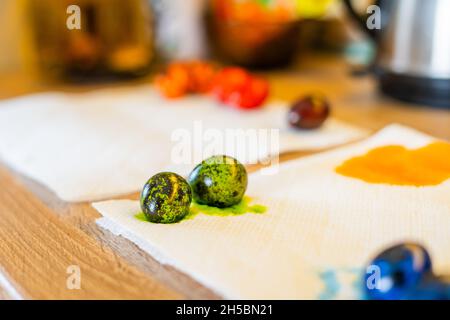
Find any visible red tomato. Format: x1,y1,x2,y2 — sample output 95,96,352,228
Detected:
228,76,270,110
156,62,270,108
211,67,252,103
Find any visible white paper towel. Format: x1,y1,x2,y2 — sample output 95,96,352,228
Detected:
93,124,450,299
0,86,365,202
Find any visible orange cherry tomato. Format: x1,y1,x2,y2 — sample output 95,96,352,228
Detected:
188,61,218,93
155,61,217,98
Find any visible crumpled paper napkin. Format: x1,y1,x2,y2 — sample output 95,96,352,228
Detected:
0,86,365,202
93,124,450,299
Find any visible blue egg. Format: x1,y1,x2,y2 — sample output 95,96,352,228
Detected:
364,243,432,300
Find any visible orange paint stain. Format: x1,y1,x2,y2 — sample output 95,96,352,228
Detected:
335,142,450,186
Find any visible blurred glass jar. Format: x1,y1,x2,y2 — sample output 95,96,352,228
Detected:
26,0,154,81
152,0,208,61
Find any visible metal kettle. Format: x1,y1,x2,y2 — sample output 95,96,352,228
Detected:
344,0,450,108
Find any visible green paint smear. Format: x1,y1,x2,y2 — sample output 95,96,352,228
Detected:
135,196,267,223
135,212,148,222
187,196,267,218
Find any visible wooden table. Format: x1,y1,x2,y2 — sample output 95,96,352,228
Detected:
0,55,449,299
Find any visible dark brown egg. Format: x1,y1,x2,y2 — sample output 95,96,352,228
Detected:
288,95,330,130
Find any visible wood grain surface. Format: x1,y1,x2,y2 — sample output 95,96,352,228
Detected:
0,55,449,299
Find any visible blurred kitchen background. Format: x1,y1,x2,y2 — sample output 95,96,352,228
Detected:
0,0,370,78
0,0,449,109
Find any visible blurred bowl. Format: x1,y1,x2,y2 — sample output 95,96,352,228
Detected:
206,17,300,69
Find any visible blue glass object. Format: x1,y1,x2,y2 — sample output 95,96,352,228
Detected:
406,275,450,300
364,243,432,300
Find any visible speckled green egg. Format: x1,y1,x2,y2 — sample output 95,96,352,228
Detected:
140,172,192,224
188,155,248,208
